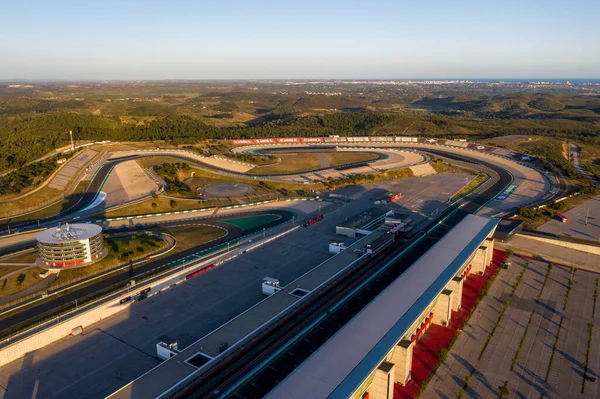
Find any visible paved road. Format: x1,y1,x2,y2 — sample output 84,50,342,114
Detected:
570,143,598,186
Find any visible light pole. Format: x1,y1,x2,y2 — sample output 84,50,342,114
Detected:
586,208,589,226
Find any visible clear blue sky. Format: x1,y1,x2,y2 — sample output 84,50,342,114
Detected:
1,0,599,80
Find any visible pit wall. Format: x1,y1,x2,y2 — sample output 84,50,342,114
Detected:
0,224,300,368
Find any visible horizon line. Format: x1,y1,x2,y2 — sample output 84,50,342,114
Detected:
2,77,599,83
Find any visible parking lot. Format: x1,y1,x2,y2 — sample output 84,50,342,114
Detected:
426,256,600,398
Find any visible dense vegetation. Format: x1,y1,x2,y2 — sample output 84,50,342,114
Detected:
1,83,599,174
0,154,72,195
154,162,193,195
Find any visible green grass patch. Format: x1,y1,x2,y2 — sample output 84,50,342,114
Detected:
451,173,487,201
222,214,280,231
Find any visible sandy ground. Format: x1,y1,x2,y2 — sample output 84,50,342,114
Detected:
207,156,254,173
410,163,436,176
102,161,156,207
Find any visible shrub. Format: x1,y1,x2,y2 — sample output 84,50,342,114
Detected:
437,348,448,362
505,248,514,258
170,199,177,208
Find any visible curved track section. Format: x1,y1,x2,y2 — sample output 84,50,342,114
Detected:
1,142,550,234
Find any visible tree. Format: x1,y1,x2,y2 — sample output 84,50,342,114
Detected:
437,348,448,362
170,199,177,208
151,202,157,209
16,273,26,286
505,248,514,258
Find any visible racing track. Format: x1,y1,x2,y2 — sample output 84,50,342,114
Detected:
1,141,548,234
0,143,548,344
0,209,295,339
168,156,511,399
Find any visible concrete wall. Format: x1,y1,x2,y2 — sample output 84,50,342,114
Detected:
516,234,600,256
336,226,356,238
0,294,132,367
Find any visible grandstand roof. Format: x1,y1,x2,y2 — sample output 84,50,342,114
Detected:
266,214,499,399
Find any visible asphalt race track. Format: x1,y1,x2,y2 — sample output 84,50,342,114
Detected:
172,155,512,398
0,209,294,338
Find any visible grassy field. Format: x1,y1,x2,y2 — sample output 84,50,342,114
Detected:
1,180,91,223
247,154,322,175
0,251,38,265
0,267,46,299
578,142,600,180
136,156,325,192
0,186,63,219
161,225,226,252
326,151,379,166
0,265,26,280
450,173,486,201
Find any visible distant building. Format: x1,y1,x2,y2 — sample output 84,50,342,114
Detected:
36,223,105,268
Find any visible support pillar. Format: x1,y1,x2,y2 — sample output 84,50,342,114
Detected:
369,361,395,399
448,277,464,311
472,246,488,274
391,340,414,385
486,237,495,260
432,290,453,326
